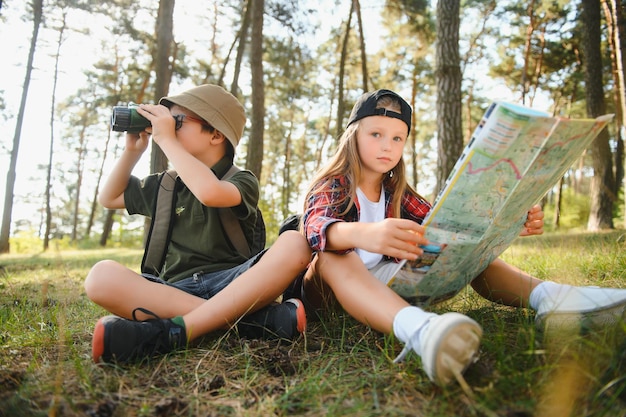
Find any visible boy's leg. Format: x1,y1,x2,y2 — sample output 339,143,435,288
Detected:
181,231,311,338
84,259,206,319
92,231,311,363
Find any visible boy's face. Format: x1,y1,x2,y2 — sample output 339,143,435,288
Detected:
356,114,407,177
169,105,216,155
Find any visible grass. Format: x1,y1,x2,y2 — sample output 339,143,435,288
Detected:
0,232,625,416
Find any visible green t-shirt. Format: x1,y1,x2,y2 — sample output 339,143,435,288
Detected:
124,157,260,283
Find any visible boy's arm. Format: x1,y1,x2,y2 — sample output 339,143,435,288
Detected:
98,131,148,209
158,135,242,208
137,104,243,209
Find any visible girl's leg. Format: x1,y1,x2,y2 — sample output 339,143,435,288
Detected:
308,250,482,386
471,258,626,329
470,258,543,308
308,251,407,333
181,230,311,340
84,260,205,319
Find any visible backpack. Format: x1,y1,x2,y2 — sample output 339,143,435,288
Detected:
140,165,266,275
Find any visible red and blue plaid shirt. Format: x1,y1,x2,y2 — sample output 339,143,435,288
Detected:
303,175,432,256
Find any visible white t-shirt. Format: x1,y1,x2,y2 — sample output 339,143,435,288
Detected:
355,187,385,268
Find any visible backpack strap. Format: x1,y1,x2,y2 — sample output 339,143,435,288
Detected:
141,170,178,275
141,165,253,275
218,165,252,258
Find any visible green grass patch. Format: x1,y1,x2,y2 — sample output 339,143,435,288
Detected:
1,234,625,416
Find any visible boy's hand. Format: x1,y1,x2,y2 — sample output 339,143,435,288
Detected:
520,204,544,237
124,130,150,154
136,103,176,145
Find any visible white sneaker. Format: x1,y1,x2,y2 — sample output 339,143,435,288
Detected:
535,285,626,331
395,312,483,386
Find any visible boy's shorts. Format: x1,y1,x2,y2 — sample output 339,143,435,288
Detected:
141,249,268,299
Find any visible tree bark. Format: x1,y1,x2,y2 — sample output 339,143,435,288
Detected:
231,0,251,97
435,0,464,194
145,0,175,241
150,0,175,175
246,0,265,178
44,10,67,250
336,1,355,138
354,0,368,92
582,0,616,230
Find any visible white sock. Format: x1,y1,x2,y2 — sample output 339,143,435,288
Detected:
392,306,436,356
529,281,564,311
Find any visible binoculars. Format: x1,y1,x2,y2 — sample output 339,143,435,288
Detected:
110,103,150,133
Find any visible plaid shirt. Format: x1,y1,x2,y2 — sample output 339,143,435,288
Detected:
303,175,432,255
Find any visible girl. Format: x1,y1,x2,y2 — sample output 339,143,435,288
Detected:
297,89,626,386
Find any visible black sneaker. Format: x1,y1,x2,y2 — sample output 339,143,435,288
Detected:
237,298,306,340
92,308,187,364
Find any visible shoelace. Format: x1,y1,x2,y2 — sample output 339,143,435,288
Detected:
131,307,161,321
392,316,435,364
128,307,177,357
393,344,411,363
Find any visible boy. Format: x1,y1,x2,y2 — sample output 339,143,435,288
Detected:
86,84,311,364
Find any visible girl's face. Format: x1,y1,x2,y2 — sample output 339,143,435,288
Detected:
356,114,407,178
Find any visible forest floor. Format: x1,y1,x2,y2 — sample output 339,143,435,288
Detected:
1,232,626,416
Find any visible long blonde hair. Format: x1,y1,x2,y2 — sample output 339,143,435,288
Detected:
305,95,420,218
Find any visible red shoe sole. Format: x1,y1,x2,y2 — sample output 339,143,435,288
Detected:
294,299,307,333
92,317,106,363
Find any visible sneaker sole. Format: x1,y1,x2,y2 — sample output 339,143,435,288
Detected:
92,316,108,363
285,298,307,334
423,313,483,386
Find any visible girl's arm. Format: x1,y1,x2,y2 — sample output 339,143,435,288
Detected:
325,218,428,261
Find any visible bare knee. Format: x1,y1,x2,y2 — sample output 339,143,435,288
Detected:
84,259,122,301
277,230,312,267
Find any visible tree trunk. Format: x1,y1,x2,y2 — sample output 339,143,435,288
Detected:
44,10,67,250
610,0,626,227
0,0,43,253
246,0,265,178
435,0,463,194
521,0,536,106
336,1,355,139
145,0,175,241
354,0,368,92
582,0,616,230
150,0,175,175
553,176,563,229
99,209,116,246
604,0,625,202
71,122,88,242
231,0,251,97
88,127,113,240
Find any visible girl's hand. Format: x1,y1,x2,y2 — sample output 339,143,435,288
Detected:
360,218,429,260
520,204,544,237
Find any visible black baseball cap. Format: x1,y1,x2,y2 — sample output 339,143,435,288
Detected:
346,89,412,133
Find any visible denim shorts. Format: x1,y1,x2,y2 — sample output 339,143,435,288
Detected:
142,249,267,299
